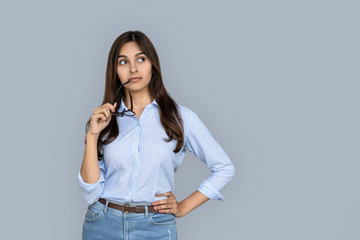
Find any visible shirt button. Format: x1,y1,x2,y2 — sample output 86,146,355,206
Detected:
134,174,137,177
129,192,132,195
135,137,139,141
134,155,138,159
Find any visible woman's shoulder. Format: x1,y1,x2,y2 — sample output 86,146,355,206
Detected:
176,102,193,115
176,103,197,126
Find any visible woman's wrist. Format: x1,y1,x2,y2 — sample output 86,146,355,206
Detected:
175,190,209,218
175,201,187,218
86,132,99,141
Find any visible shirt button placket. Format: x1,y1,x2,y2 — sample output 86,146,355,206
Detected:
130,125,141,201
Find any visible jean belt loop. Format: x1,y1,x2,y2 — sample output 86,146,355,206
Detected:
145,205,149,218
103,199,109,213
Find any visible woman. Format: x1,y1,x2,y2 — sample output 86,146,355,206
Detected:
78,30,235,240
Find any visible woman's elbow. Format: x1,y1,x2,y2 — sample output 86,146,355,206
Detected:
221,162,235,181
227,163,236,179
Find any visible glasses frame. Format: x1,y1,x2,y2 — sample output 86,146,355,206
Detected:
111,79,136,117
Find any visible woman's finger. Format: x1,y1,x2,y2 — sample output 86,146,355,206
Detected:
93,103,116,115
94,111,111,121
92,113,107,122
157,204,178,214
94,107,111,120
152,198,170,206
94,106,110,116
155,191,174,198
158,209,173,214
100,103,117,113
154,203,171,209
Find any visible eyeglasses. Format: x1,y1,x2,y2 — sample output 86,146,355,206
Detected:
110,79,136,117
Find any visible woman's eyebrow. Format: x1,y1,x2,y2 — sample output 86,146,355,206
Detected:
117,52,145,59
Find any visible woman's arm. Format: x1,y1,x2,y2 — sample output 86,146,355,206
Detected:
184,110,236,201
152,108,235,217
77,132,106,204
80,133,101,183
78,103,116,204
178,190,209,216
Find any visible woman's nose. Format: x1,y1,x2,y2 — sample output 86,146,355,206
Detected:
130,65,138,73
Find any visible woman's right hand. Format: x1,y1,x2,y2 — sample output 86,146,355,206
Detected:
87,102,117,136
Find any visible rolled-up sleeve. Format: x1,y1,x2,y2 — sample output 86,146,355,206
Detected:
184,110,235,201
77,159,106,204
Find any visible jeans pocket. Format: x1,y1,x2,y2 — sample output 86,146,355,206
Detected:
150,213,176,225
84,206,103,222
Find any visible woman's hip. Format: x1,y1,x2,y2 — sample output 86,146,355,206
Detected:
82,199,177,240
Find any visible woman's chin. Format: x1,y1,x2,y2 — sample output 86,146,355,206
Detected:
126,85,150,93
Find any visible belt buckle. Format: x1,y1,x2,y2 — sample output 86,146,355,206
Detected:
122,203,130,213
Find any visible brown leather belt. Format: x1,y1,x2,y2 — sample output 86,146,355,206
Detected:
99,198,160,213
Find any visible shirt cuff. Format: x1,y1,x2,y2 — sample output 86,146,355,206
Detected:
197,179,225,201
77,170,105,193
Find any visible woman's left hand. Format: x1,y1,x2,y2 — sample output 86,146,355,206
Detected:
152,191,184,218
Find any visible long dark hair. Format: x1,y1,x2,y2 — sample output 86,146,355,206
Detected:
85,30,184,161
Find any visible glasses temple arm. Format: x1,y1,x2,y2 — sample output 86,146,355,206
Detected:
129,91,133,110
112,79,131,105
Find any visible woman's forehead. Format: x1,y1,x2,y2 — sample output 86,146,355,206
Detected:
118,41,144,56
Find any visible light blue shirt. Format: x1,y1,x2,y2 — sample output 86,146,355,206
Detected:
78,98,235,205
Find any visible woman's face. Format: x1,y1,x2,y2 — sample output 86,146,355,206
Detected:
116,41,153,95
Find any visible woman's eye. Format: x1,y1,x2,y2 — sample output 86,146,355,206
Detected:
137,57,145,62
118,57,145,65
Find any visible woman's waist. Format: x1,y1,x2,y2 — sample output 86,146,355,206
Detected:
100,189,172,204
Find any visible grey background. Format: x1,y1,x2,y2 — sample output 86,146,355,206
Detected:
0,0,359,239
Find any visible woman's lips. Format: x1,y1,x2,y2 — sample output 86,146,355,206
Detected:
129,77,141,82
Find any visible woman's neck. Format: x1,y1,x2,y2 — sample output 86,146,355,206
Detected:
123,88,153,111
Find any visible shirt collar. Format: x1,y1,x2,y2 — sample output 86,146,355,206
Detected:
119,98,158,112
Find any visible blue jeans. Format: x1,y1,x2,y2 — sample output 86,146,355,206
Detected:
82,199,178,240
